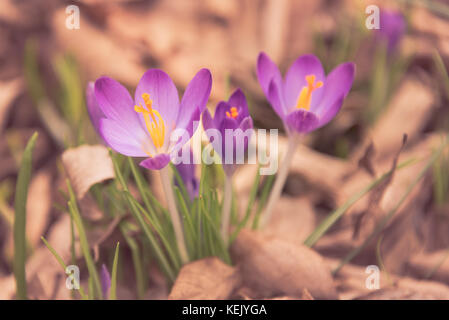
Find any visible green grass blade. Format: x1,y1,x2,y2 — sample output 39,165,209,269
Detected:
252,173,275,229
125,192,181,270
433,50,449,99
333,137,448,274
67,180,103,299
120,223,145,299
304,157,418,248
128,158,156,215
24,40,44,103
171,163,191,205
13,131,38,300
88,278,94,300
41,236,87,299
110,151,176,281
174,187,196,257
109,242,120,300
231,167,261,242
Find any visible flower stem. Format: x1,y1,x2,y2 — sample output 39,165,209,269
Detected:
160,166,189,264
221,175,233,244
259,137,298,228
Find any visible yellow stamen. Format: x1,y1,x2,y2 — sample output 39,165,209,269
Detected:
295,74,323,110
134,93,166,150
226,107,239,119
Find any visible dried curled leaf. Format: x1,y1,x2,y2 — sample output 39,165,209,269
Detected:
231,229,337,299
168,257,240,300
407,250,449,284
355,278,449,300
263,197,316,244
0,77,22,133
62,145,114,199
353,78,434,160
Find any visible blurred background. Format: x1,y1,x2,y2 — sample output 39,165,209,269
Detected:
1,0,449,300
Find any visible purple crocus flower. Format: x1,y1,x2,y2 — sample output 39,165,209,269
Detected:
202,88,253,177
86,82,106,140
376,10,406,53
174,148,199,201
257,52,355,135
100,264,111,299
90,68,212,170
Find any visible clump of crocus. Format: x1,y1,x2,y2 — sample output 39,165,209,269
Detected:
202,88,253,242
87,68,212,263
257,52,355,226
375,9,406,54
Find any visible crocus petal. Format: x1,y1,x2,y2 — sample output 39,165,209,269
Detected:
239,116,253,132
228,88,249,121
212,101,231,127
140,153,170,170
257,52,283,98
316,96,344,129
284,54,325,110
202,108,217,132
219,116,239,160
377,10,406,52
267,80,287,119
94,77,142,132
99,118,149,157
134,69,180,131
314,62,355,116
168,107,201,153
180,107,201,139
219,117,238,176
285,109,320,134
219,117,239,136
238,116,253,152
100,264,111,299
86,82,105,137
177,68,212,130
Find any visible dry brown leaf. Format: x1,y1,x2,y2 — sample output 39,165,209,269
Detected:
357,142,376,177
145,263,169,300
278,136,349,198
0,215,75,299
325,258,392,300
5,168,53,259
268,296,300,300
355,278,449,300
233,164,258,195
352,78,434,161
62,144,114,200
89,217,122,262
0,78,22,133
326,256,449,300
231,229,337,299
201,0,239,20
411,7,449,40
263,197,316,244
0,128,50,180
52,8,146,86
78,195,105,221
261,0,290,62
0,0,24,25
26,169,52,246
407,250,449,285
301,288,314,300
168,257,240,300
352,135,407,239
339,134,441,232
